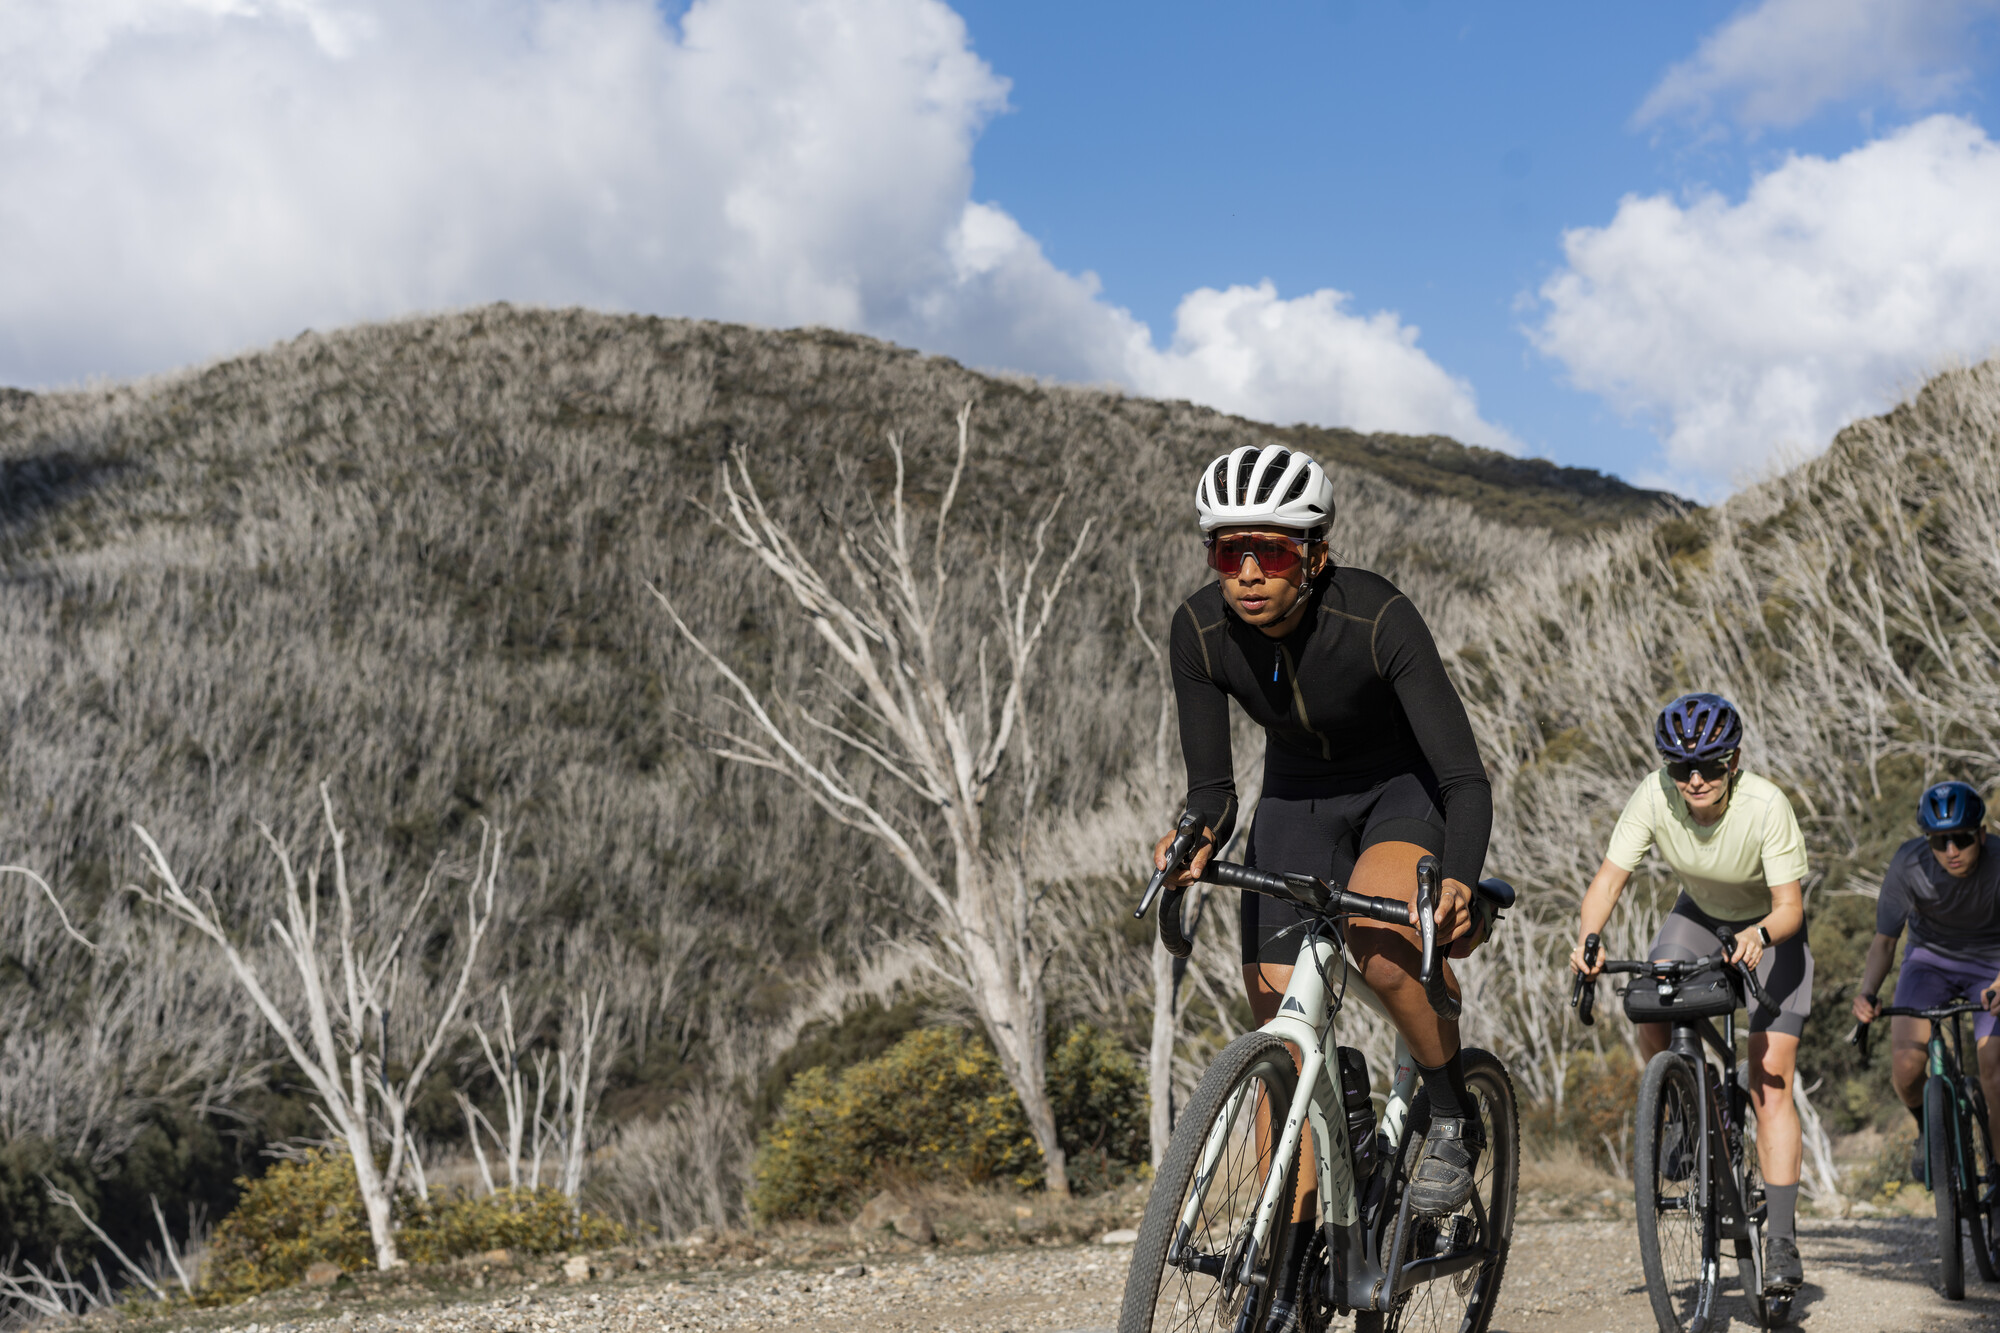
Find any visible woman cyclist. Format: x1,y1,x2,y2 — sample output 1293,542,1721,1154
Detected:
1852,781,2000,1183
1570,693,1811,1295
1150,444,1493,1234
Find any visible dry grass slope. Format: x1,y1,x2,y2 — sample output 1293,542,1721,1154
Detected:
23,303,1980,1248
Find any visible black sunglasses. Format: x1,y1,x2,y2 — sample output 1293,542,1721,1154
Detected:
1929,830,1981,852
1666,757,1733,783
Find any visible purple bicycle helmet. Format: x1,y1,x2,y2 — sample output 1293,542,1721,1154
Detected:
1654,692,1743,761
1918,781,1986,833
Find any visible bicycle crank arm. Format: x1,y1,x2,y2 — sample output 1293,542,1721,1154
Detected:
1395,1246,1494,1291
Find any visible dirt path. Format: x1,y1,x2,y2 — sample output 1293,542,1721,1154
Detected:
164,1218,2000,1333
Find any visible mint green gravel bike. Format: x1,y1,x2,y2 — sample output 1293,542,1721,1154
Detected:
1121,818,1519,1333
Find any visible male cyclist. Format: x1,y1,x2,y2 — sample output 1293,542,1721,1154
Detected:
1851,781,2000,1182
1570,693,1811,1295
1151,444,1493,1241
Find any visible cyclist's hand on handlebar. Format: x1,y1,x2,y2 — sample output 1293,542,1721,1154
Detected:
1407,877,1474,943
1984,982,2000,1017
1151,825,1215,889
1852,992,1881,1024
1568,939,1603,979
1725,932,1765,973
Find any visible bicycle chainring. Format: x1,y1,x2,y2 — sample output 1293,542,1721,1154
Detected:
1296,1230,1335,1333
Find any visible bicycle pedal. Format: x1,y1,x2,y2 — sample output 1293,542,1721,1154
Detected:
1443,1213,1477,1248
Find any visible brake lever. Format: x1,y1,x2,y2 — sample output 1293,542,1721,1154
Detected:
1714,926,1774,1013
1137,811,1203,921
1848,1018,1872,1068
1572,933,1601,1027
1415,854,1460,1021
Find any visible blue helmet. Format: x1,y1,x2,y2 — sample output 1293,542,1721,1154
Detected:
1654,692,1743,761
1918,781,1986,833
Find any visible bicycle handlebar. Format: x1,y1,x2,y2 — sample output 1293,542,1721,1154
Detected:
1568,925,1772,1024
1137,812,1207,960
1200,857,1460,1020
1572,934,1601,1026
1415,855,1461,1022
1848,996,1995,1068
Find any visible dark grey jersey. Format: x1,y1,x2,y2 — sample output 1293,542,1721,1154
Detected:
1877,835,2000,962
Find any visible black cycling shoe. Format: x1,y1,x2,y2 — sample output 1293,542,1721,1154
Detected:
1764,1235,1803,1293
1911,1145,1928,1184
1407,1115,1483,1216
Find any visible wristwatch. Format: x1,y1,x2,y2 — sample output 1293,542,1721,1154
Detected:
1756,925,1772,948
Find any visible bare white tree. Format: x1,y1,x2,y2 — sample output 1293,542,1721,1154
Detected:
126,785,499,1269
656,405,1093,1194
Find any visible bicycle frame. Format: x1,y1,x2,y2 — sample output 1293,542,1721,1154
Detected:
1173,928,1472,1313
1661,1009,1761,1261
1918,1012,1987,1193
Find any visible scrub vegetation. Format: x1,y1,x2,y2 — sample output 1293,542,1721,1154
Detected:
0,303,1978,1303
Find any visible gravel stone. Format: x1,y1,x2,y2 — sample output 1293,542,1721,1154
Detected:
161,1219,2000,1333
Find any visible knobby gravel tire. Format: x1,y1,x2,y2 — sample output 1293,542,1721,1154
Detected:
1962,1077,1999,1284
1633,1052,1713,1333
1930,1077,1965,1300
1370,1048,1518,1333
1119,1031,1300,1333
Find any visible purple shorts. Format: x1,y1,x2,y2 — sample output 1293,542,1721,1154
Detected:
1894,944,2000,1040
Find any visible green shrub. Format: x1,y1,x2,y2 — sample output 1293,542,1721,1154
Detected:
203,1151,377,1298
405,1188,625,1263
201,1150,627,1300
1050,1024,1148,1194
751,1023,1148,1221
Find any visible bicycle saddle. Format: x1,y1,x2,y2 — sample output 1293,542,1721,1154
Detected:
1475,877,1517,909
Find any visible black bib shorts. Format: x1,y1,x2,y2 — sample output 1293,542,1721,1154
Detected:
1241,772,1446,966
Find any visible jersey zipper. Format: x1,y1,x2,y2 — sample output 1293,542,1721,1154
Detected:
1276,642,1333,760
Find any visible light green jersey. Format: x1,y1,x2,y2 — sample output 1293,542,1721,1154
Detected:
1605,769,1810,921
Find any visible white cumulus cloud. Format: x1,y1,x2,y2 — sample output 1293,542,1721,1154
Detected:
1532,115,2000,492
0,0,1514,450
1637,0,2000,132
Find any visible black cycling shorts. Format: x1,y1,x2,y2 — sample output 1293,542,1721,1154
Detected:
1240,773,1445,966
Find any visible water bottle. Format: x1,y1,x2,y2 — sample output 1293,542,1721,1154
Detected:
1337,1046,1378,1181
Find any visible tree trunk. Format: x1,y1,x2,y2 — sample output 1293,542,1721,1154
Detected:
354,1149,401,1270
957,860,1070,1198
1147,934,1176,1167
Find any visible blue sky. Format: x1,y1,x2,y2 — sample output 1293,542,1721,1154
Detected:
9,0,2000,493
950,0,2000,485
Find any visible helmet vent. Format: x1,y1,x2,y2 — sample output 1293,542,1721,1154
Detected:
1210,457,1230,502
1253,450,1292,505
1281,469,1309,505
1233,449,1261,506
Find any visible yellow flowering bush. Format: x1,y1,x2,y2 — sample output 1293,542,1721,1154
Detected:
201,1149,626,1301
751,1023,1146,1221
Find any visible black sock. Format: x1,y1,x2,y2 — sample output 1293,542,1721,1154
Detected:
1910,1102,1926,1130
1417,1050,1469,1121
1765,1182,1798,1242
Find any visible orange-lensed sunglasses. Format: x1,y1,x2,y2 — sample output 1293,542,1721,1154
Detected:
1204,533,1312,577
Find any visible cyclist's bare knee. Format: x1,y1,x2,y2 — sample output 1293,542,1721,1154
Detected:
1244,963,1294,1026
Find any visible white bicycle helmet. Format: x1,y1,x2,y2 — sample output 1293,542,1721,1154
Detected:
1194,446,1335,534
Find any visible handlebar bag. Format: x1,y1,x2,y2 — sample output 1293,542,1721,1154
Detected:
1622,964,1738,1023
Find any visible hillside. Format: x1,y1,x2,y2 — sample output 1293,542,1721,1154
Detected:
0,306,1663,1247
7,304,1988,1253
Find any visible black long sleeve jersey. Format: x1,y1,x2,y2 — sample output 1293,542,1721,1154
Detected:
1169,567,1493,888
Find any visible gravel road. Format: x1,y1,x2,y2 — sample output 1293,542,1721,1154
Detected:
157,1218,2000,1333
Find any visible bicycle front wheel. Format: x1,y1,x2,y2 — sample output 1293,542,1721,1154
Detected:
1120,1031,1300,1333
1634,1052,1714,1333
1929,1076,1965,1300
1961,1072,1999,1283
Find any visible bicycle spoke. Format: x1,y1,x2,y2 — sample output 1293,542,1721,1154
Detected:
1383,1056,1516,1333
1147,1063,1288,1333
